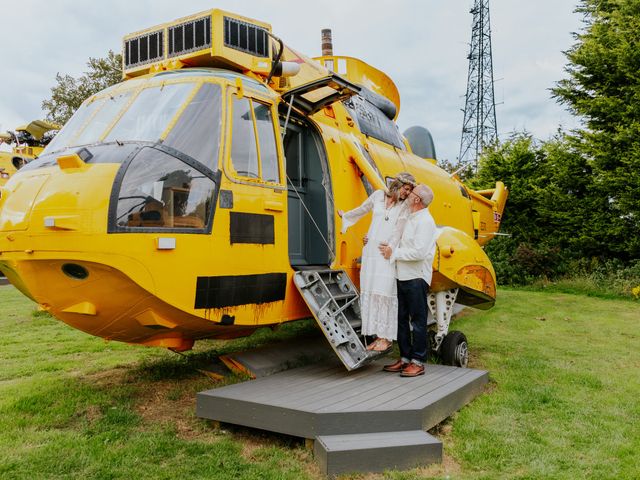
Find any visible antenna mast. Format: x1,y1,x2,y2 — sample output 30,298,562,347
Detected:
458,0,498,172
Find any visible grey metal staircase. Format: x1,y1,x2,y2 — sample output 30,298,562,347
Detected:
293,269,385,370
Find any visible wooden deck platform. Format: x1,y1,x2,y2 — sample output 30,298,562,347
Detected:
197,358,488,475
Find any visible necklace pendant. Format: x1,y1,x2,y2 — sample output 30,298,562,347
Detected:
385,215,389,221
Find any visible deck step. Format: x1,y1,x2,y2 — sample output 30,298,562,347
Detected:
314,430,442,476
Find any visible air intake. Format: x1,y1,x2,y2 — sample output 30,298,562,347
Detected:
223,16,268,57
168,16,212,57
124,29,164,68
122,9,273,78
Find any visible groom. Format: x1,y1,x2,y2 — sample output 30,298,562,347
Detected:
378,184,438,377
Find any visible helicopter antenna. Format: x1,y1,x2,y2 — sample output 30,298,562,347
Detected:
448,163,468,178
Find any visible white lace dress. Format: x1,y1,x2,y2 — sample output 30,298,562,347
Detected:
341,190,409,340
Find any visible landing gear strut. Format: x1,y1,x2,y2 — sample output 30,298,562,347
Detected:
427,289,470,368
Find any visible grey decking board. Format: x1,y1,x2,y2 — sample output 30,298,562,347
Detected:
312,409,423,436
205,363,345,399
400,369,488,410
197,390,423,437
340,368,464,411
332,367,466,412
318,430,439,450
378,368,478,410
243,363,358,398
252,364,384,407
419,372,488,430
196,393,317,438
315,366,464,412
197,362,488,437
302,369,407,412
315,430,442,476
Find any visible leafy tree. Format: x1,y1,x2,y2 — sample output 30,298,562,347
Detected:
471,132,597,283
42,50,122,125
553,0,640,259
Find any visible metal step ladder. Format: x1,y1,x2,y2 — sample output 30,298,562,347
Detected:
293,269,386,370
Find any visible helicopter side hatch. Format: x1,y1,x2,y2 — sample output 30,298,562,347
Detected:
283,115,333,266
281,74,361,116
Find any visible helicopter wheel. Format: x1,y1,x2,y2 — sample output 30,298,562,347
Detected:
440,330,469,368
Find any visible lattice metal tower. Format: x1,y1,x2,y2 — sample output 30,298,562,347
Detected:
459,0,498,170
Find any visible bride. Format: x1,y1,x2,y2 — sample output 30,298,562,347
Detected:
339,172,415,352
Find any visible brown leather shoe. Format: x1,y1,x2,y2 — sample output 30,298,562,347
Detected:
383,360,408,372
400,363,425,377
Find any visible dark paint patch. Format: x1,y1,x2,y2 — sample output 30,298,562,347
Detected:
220,314,235,325
230,212,274,244
195,273,287,309
219,190,233,209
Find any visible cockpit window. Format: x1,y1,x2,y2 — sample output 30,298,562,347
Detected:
105,83,196,143
43,97,106,154
163,83,222,170
111,147,217,233
73,90,134,146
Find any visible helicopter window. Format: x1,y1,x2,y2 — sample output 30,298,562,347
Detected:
105,82,196,143
114,147,215,231
342,95,405,149
230,97,259,179
163,83,222,170
43,97,106,154
72,91,134,146
254,102,279,183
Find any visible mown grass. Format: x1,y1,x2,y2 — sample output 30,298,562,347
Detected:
0,286,319,480
522,277,640,301
0,285,638,479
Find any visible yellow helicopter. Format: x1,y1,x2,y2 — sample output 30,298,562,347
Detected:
0,120,60,186
0,9,507,369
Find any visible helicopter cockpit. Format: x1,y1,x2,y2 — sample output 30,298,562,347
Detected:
24,69,289,235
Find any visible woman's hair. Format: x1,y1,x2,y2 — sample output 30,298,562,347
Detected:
387,172,416,199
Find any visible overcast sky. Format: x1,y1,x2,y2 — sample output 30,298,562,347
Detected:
0,0,583,161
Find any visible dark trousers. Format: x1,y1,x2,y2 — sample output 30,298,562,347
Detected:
397,278,429,364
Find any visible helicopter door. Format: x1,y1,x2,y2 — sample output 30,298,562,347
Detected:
283,118,333,266
280,74,360,116
226,94,288,274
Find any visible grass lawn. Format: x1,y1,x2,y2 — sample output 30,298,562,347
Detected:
0,285,638,479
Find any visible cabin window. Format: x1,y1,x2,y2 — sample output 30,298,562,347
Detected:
230,97,259,178
254,102,279,183
342,95,405,149
230,96,281,183
113,147,216,232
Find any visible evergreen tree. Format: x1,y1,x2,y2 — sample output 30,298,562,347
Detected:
553,0,640,259
472,132,596,283
42,50,122,125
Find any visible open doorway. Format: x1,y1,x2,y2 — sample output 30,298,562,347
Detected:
281,116,334,266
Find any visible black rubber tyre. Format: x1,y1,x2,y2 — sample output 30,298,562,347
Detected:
440,331,469,368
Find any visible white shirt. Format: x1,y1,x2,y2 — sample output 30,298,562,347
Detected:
390,207,437,285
